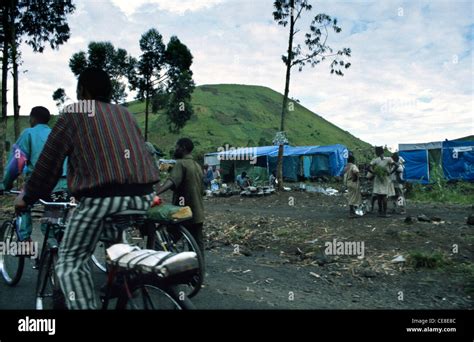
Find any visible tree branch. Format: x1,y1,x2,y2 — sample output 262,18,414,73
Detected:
291,52,339,67
293,3,305,24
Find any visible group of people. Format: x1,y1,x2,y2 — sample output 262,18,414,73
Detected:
344,146,405,218
203,164,221,189
2,68,205,310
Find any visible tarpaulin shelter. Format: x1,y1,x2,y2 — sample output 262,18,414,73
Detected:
399,140,474,183
205,144,349,183
442,140,474,181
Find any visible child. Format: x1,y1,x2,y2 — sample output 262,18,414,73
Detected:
344,155,362,218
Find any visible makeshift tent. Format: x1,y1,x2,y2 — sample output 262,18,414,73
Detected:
399,141,442,184
399,140,474,183
205,144,348,183
267,144,348,180
442,140,474,181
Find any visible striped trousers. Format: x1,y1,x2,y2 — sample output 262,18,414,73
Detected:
55,193,154,310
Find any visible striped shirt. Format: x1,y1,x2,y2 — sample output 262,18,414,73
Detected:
23,101,160,204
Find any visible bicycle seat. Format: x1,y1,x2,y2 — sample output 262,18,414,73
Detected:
150,217,192,225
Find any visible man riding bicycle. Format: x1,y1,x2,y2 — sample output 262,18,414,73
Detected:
14,68,160,309
1,106,68,246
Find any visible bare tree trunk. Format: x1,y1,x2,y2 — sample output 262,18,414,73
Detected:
13,59,19,139
0,5,11,178
276,0,295,190
1,5,9,120
144,86,149,141
11,12,19,140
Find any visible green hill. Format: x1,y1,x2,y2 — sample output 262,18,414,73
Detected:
5,84,373,160
127,84,372,159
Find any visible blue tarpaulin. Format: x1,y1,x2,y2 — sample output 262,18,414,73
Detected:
206,144,349,181
399,150,430,184
442,140,474,181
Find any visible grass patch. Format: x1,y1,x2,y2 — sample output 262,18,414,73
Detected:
407,169,474,205
407,251,448,269
456,263,474,296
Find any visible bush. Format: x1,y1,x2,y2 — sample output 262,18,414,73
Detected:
407,251,447,269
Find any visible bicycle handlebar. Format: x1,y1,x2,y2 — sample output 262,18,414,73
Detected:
2,189,77,208
38,199,77,208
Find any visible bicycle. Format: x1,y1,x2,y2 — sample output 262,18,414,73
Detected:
0,190,47,286
0,191,26,286
35,198,77,310
98,209,196,310
92,205,205,298
146,218,204,298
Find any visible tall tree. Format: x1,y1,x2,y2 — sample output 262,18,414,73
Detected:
163,36,195,133
130,32,195,139
52,88,68,111
0,0,75,176
273,0,351,189
69,41,134,104
129,29,165,141
0,4,11,178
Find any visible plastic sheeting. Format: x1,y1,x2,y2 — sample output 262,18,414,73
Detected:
206,144,349,181
399,150,429,184
442,140,474,181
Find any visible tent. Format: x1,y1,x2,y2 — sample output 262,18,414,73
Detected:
266,144,348,180
205,144,348,183
399,141,442,184
442,140,474,181
399,140,474,183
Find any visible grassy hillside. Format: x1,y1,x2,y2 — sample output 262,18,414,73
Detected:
5,84,373,161
127,84,372,159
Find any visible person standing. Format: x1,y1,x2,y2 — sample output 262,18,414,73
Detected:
369,146,394,217
390,153,406,214
205,164,214,189
343,155,362,218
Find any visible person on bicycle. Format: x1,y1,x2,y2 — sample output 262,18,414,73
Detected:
1,106,67,244
14,68,160,310
155,138,205,257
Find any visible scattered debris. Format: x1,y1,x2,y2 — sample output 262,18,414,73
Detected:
360,269,377,278
467,215,474,225
417,214,431,222
391,255,406,263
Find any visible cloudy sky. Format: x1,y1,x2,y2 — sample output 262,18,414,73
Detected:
9,0,474,150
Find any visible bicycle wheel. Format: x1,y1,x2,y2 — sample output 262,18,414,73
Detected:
121,283,194,310
150,224,204,298
0,220,25,286
35,251,62,310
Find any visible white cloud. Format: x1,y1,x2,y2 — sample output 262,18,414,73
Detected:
110,0,225,16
